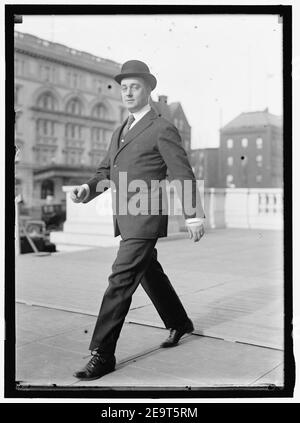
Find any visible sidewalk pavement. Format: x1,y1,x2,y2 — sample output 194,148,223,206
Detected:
15,228,284,389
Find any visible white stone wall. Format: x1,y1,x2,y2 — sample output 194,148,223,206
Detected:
50,186,283,250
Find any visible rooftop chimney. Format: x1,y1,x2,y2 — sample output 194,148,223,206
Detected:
158,95,168,104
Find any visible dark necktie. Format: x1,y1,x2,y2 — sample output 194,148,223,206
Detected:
122,114,135,137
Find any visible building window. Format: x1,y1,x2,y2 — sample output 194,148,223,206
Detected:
241,137,248,148
40,65,50,82
66,123,82,139
227,138,233,148
41,179,54,199
256,155,263,167
71,124,75,138
37,119,55,136
227,156,233,166
92,127,104,142
36,149,56,165
92,103,107,120
66,150,83,166
15,58,25,76
15,85,21,105
106,130,113,141
15,141,22,163
37,92,57,110
256,174,262,183
72,73,78,88
226,174,234,187
256,137,263,149
67,70,81,89
40,64,56,83
241,155,248,166
94,79,103,94
66,98,82,115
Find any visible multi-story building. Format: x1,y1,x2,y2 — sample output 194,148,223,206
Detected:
14,30,125,217
14,31,193,218
219,108,283,188
190,147,220,188
150,95,192,157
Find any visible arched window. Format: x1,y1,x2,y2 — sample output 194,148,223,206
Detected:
37,92,57,110
92,103,107,119
66,98,82,115
41,179,54,199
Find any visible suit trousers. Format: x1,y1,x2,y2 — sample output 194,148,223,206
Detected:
89,238,189,354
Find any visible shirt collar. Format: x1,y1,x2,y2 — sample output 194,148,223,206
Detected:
130,103,151,123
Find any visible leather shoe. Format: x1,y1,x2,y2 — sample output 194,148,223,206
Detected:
160,318,194,348
73,352,116,381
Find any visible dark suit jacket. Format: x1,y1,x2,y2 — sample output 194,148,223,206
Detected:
84,108,205,239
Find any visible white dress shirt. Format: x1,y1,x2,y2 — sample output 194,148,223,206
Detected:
80,103,204,226
128,103,151,129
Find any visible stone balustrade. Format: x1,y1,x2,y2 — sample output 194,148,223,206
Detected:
50,186,283,250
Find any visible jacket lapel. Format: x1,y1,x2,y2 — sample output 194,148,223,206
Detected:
112,108,157,163
111,120,127,159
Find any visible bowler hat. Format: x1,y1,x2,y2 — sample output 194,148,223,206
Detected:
114,60,157,90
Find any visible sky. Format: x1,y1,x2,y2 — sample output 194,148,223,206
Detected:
16,14,283,148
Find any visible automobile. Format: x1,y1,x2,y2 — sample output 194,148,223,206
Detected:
41,204,66,230
19,219,56,254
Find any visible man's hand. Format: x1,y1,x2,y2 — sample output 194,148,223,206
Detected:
70,185,88,203
187,222,205,242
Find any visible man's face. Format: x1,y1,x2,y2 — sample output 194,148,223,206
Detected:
120,77,150,113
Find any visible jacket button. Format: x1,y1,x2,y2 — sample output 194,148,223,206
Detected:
114,164,117,168
120,139,124,143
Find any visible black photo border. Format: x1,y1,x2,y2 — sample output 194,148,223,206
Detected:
4,3,294,400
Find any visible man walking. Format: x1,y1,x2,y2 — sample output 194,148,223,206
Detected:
71,60,205,380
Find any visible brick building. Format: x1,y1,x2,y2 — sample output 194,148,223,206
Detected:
219,109,283,188
150,96,192,157
190,148,219,188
